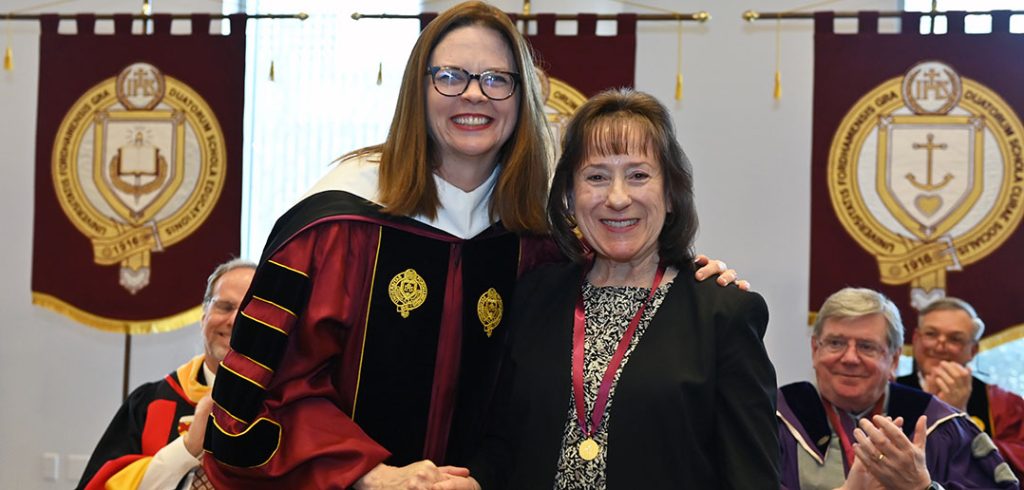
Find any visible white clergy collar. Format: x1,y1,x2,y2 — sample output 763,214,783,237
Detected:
302,154,498,239
417,165,498,239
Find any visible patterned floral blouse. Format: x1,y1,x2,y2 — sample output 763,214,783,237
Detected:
552,280,672,490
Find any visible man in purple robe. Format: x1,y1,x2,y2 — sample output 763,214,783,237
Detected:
897,297,1024,479
778,287,1019,490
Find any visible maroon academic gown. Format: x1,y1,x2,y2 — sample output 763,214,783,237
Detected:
203,190,556,488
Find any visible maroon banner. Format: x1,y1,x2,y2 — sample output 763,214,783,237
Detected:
31,14,245,333
809,11,1024,345
524,13,637,98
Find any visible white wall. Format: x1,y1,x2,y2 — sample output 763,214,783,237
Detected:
0,0,895,488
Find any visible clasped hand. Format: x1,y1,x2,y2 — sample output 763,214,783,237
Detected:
354,461,479,490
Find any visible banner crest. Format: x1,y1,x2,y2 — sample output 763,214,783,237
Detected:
827,60,1024,308
31,14,245,333
809,10,1024,348
53,62,228,294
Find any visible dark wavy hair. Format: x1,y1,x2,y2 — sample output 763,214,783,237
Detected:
547,88,698,268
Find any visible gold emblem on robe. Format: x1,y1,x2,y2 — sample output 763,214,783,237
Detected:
477,288,503,337
388,269,427,318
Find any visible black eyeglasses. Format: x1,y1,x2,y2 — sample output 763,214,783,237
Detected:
426,66,521,101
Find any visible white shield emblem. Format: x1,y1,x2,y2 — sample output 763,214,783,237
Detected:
95,116,185,225
876,115,984,241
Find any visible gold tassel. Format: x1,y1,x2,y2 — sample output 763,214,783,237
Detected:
773,17,782,100
269,60,275,81
376,62,382,86
674,20,683,101
3,14,11,72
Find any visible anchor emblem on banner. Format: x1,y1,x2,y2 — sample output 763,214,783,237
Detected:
828,60,1024,309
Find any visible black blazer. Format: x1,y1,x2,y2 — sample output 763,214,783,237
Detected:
471,262,780,489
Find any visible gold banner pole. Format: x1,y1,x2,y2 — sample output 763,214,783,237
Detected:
0,12,309,20
742,8,1023,20
353,12,711,22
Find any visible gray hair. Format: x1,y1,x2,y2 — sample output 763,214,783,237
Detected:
918,297,985,341
813,287,904,353
203,258,257,306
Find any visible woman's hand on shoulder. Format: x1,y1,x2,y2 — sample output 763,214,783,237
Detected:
694,254,750,291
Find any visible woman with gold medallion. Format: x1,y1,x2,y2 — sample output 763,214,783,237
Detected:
442,89,779,489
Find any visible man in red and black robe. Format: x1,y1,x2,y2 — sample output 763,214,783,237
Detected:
78,355,211,490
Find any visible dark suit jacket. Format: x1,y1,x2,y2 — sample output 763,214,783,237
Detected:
471,261,780,489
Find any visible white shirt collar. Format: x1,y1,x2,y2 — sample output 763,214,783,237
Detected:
203,361,216,387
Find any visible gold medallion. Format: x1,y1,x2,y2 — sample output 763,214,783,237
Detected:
477,288,503,337
578,438,600,461
388,269,427,318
